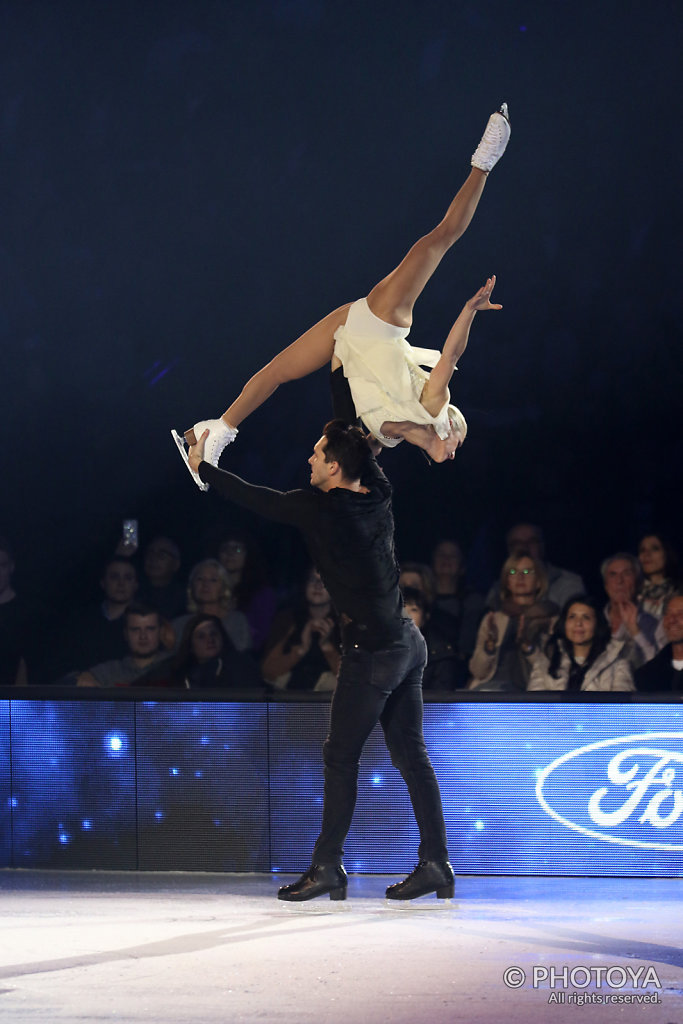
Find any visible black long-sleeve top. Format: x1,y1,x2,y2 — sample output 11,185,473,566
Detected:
198,455,405,650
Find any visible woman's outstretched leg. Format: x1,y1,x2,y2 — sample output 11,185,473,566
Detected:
180,301,351,464
221,302,352,429
367,105,510,328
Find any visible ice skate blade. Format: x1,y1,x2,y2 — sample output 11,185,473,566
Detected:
171,429,209,491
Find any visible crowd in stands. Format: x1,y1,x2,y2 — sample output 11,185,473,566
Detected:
1,524,681,694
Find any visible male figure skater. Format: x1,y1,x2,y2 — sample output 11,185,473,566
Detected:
187,420,453,901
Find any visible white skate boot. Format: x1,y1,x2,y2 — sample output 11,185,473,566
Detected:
471,103,511,172
171,417,238,491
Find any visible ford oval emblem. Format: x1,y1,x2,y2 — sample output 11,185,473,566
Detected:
535,731,683,851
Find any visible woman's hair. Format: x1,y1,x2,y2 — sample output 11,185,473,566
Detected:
545,594,610,678
187,559,232,613
499,550,548,602
218,532,270,608
176,613,234,669
400,585,430,615
637,533,680,583
273,564,338,654
399,561,437,604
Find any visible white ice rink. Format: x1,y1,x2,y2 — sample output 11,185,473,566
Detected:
1,871,681,1023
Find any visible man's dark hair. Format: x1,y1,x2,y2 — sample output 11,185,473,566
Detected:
322,419,370,481
124,602,161,627
102,555,138,577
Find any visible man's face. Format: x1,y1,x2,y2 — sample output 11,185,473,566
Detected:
507,525,543,562
125,614,161,657
144,539,179,585
0,552,14,596
308,437,334,490
604,559,637,604
102,563,138,605
433,542,462,578
663,597,683,645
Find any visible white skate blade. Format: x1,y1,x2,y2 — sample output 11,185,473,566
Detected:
171,429,209,491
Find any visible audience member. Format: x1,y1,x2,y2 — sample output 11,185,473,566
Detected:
485,522,584,612
77,604,170,687
635,593,683,692
57,556,139,678
401,586,463,690
261,567,340,691
430,538,485,662
601,552,659,669
528,595,635,692
217,533,277,652
137,536,187,620
398,562,437,604
637,533,680,620
0,537,27,685
173,559,252,652
141,614,263,689
469,551,558,691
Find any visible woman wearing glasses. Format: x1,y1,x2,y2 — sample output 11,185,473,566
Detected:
468,552,558,690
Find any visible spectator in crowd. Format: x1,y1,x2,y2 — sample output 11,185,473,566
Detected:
636,593,683,692
77,604,169,687
528,595,635,692
469,551,558,690
430,538,485,662
0,537,27,685
137,536,187,620
217,533,277,652
485,522,584,612
398,561,437,604
637,533,680,620
601,552,660,669
140,613,263,689
261,567,340,691
173,559,251,652
401,586,463,690
56,556,139,679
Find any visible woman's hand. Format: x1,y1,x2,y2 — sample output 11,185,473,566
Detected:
311,616,336,648
484,612,498,653
466,276,502,313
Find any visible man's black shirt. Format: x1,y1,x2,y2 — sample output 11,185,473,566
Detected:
199,454,404,649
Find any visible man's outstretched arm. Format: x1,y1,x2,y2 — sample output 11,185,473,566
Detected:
190,431,313,525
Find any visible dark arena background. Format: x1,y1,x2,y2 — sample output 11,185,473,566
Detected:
2,0,681,598
1,3,683,1022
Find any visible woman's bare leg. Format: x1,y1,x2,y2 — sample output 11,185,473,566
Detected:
220,303,352,428
366,168,488,328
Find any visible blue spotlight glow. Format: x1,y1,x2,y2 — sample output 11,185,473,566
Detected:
104,732,128,757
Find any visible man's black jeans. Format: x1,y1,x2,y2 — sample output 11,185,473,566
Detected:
312,618,449,866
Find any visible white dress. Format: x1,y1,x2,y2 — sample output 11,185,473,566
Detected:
333,298,467,447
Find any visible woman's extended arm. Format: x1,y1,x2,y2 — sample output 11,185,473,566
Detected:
420,276,502,417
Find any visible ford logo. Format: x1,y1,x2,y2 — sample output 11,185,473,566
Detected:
535,732,683,851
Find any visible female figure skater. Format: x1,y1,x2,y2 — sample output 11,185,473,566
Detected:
173,104,510,489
